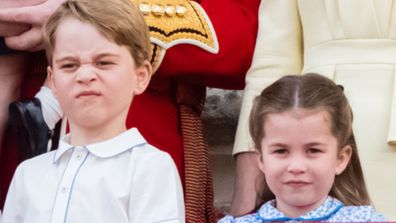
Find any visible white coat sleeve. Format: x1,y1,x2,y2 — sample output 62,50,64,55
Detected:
233,0,304,154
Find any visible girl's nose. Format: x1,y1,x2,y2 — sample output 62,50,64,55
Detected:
287,157,308,174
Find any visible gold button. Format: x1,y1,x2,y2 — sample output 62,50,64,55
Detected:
152,4,164,16
139,2,151,15
164,5,175,17
176,4,187,16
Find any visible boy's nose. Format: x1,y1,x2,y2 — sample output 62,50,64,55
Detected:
76,65,97,84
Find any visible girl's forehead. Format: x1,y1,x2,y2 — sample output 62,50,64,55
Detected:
263,108,336,143
267,108,331,124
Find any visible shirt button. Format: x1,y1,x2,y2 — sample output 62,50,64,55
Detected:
76,154,82,160
61,187,68,193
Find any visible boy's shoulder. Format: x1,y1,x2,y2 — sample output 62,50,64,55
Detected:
18,150,57,170
13,150,57,181
131,143,174,166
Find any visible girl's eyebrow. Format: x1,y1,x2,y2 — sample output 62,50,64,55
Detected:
268,142,288,148
305,142,325,147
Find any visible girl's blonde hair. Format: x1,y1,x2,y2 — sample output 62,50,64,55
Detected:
43,0,151,67
249,73,370,206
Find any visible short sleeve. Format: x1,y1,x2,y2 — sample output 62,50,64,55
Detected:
128,149,185,223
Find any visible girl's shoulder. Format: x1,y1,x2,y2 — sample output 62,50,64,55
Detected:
218,200,280,223
329,205,387,222
218,213,263,223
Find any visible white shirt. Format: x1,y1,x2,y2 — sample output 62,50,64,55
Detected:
1,128,185,223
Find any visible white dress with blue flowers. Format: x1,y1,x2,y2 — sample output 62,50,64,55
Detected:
219,197,386,222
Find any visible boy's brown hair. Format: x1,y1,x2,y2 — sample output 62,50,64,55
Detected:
250,73,371,206
43,0,151,67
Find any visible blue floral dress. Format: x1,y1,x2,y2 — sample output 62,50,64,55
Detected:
219,197,387,222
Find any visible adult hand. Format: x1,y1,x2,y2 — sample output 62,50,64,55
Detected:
0,22,30,38
0,0,66,51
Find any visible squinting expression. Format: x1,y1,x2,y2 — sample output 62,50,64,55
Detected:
48,17,145,130
258,108,350,217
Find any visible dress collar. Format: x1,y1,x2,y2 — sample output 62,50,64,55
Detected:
257,196,344,222
53,128,147,163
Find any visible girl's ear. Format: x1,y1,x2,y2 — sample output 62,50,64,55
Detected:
335,145,352,175
133,60,152,95
256,150,266,174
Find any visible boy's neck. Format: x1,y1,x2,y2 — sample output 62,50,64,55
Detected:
68,121,127,146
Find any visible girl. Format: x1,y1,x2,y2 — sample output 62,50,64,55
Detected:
221,74,386,222
232,1,396,218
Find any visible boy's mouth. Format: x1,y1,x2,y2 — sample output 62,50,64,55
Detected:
76,90,101,98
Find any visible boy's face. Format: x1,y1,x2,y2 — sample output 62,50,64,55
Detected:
48,17,151,130
257,108,351,217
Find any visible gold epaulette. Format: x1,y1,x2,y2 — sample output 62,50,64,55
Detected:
131,0,219,72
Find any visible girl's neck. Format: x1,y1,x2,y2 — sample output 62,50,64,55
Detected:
275,196,328,218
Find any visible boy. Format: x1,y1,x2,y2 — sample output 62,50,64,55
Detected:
0,0,185,222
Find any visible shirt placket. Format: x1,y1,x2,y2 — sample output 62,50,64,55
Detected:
50,147,89,223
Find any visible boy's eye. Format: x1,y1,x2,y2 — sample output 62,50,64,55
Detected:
60,63,78,71
96,61,114,67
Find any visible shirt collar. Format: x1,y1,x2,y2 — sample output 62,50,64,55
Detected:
53,128,147,163
257,196,344,222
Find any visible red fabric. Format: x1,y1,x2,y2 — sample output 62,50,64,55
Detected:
0,127,20,210
157,0,260,89
0,0,260,211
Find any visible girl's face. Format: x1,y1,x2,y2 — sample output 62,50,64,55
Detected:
258,108,351,218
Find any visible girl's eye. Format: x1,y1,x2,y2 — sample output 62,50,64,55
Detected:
307,148,322,154
273,148,288,154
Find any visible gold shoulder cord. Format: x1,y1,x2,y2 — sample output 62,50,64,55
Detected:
131,0,219,73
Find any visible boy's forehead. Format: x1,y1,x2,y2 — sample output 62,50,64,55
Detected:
54,18,115,51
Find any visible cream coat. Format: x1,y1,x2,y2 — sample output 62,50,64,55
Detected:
234,0,396,219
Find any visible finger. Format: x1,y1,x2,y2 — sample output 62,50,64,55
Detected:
0,22,30,37
0,5,45,24
5,27,42,51
29,42,46,52
0,0,46,8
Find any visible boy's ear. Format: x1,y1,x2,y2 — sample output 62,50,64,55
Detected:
47,66,56,94
133,60,152,95
335,145,352,175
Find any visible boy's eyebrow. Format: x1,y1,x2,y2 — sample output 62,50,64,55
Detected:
54,56,77,63
54,53,121,63
94,53,121,59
